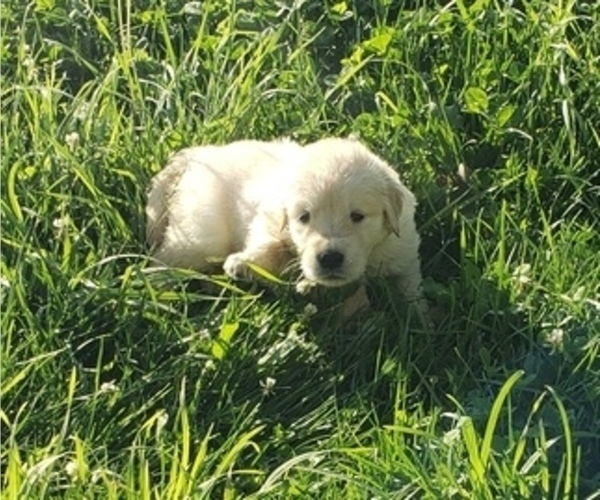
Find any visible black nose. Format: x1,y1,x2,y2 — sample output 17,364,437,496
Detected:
317,249,344,270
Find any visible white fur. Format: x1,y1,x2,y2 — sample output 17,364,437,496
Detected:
146,137,425,306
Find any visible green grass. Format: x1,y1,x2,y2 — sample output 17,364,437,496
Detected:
2,0,599,497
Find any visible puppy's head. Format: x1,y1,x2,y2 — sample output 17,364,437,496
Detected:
285,138,412,287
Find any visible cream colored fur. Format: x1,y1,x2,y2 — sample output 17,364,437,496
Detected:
146,137,425,309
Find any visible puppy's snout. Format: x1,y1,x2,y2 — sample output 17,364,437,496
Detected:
317,249,344,270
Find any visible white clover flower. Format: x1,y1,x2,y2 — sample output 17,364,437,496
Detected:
443,427,461,445
260,377,277,396
53,216,68,238
512,263,532,286
303,303,318,317
99,380,118,393
73,102,91,121
183,1,202,15
65,131,80,151
65,460,78,479
546,328,565,351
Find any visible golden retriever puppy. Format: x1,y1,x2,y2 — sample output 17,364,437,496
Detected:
146,137,426,314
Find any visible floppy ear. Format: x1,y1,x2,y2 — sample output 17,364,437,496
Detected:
383,180,404,237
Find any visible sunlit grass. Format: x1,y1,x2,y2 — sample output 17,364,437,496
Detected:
2,0,599,497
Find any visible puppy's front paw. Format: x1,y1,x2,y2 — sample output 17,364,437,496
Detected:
295,278,316,295
223,253,252,281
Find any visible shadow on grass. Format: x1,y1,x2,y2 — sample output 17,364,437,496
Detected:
58,193,598,495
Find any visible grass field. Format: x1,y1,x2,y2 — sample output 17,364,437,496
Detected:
2,0,599,497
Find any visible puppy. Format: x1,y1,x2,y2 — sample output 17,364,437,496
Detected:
146,137,426,315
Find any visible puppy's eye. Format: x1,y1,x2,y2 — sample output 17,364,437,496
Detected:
350,211,365,223
298,211,310,224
